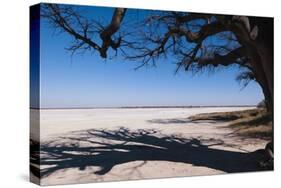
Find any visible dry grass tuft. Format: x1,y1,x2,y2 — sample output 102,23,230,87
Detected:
189,108,272,140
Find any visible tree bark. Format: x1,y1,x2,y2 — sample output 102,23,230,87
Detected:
252,17,273,113
231,17,273,113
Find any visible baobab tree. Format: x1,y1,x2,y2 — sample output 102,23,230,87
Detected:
41,4,273,112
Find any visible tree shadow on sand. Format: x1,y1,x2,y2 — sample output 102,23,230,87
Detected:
30,127,270,179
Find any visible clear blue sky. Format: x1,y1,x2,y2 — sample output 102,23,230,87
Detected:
36,5,263,108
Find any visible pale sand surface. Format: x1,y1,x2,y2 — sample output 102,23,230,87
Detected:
31,107,267,185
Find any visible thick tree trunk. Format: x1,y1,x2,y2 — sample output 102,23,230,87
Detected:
254,17,273,113
255,40,273,113
236,17,273,113
252,49,273,113
259,77,273,113
242,43,273,113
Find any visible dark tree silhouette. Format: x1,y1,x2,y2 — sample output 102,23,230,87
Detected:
41,4,273,112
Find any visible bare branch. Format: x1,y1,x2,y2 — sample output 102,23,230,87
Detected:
99,8,127,58
197,47,247,67
42,4,127,58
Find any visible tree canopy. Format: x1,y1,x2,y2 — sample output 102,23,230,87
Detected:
41,4,273,111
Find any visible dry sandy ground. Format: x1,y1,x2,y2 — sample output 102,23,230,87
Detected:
30,107,268,185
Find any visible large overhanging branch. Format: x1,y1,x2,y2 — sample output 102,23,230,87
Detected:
168,21,227,43
42,4,126,58
196,47,248,67
128,13,259,73
126,20,229,68
42,6,257,73
176,46,251,73
99,8,127,58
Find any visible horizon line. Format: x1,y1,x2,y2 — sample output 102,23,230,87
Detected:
30,104,257,110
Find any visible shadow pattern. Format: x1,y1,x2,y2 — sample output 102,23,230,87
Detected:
30,127,270,179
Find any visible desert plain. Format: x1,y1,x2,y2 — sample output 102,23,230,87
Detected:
30,107,268,185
